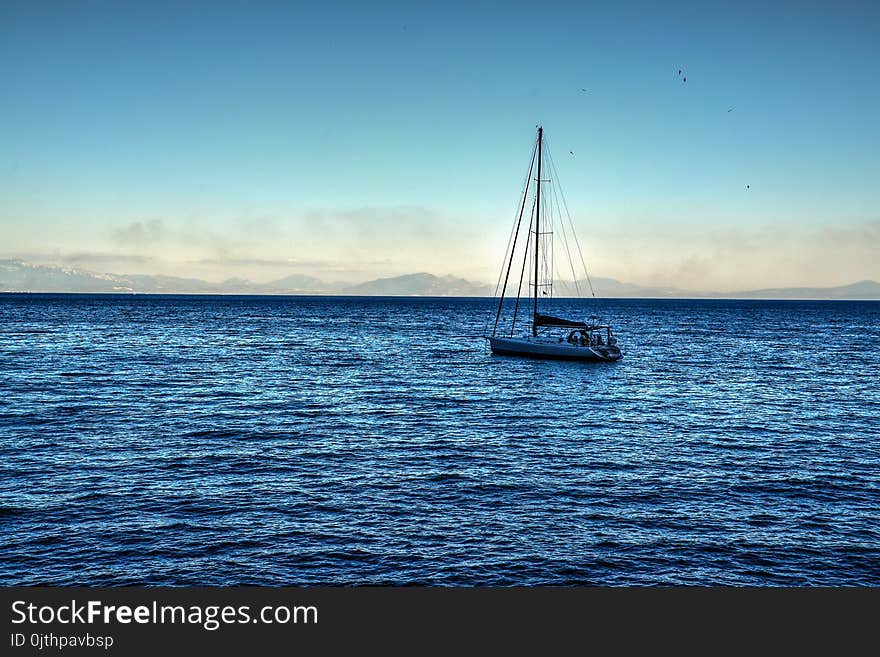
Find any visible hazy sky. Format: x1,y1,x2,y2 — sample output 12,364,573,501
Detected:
2,1,878,291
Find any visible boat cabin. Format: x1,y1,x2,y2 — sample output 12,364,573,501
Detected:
533,313,616,348
563,326,616,348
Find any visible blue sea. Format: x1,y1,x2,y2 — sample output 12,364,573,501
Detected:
1,294,878,585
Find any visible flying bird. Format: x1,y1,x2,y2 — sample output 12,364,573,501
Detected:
746,185,750,190
570,150,574,155
678,69,682,76
683,76,687,83
580,88,588,92
727,107,734,112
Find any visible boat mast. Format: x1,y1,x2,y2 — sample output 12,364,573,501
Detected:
533,126,543,337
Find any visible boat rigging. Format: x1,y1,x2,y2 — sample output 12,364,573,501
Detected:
486,126,622,362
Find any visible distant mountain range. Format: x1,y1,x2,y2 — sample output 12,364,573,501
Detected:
583,277,880,300
721,280,880,299
0,260,492,296
1,259,879,299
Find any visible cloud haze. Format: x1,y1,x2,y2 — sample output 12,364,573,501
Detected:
4,211,877,292
110,220,167,248
586,219,880,292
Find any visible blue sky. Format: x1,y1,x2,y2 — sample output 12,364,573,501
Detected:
1,1,878,290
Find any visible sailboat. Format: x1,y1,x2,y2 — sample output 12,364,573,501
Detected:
487,126,622,362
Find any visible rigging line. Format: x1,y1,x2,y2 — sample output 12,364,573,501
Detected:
546,146,596,298
556,199,582,298
511,195,536,337
492,136,538,336
493,137,538,299
488,136,538,338
555,258,572,297
532,127,543,336
549,173,556,298
542,137,581,298
546,146,582,299
552,246,569,298
545,143,583,283
548,194,563,299
542,182,553,299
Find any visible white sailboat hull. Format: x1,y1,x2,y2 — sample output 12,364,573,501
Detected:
489,336,622,362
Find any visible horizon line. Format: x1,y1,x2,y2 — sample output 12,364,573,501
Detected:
3,291,879,302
